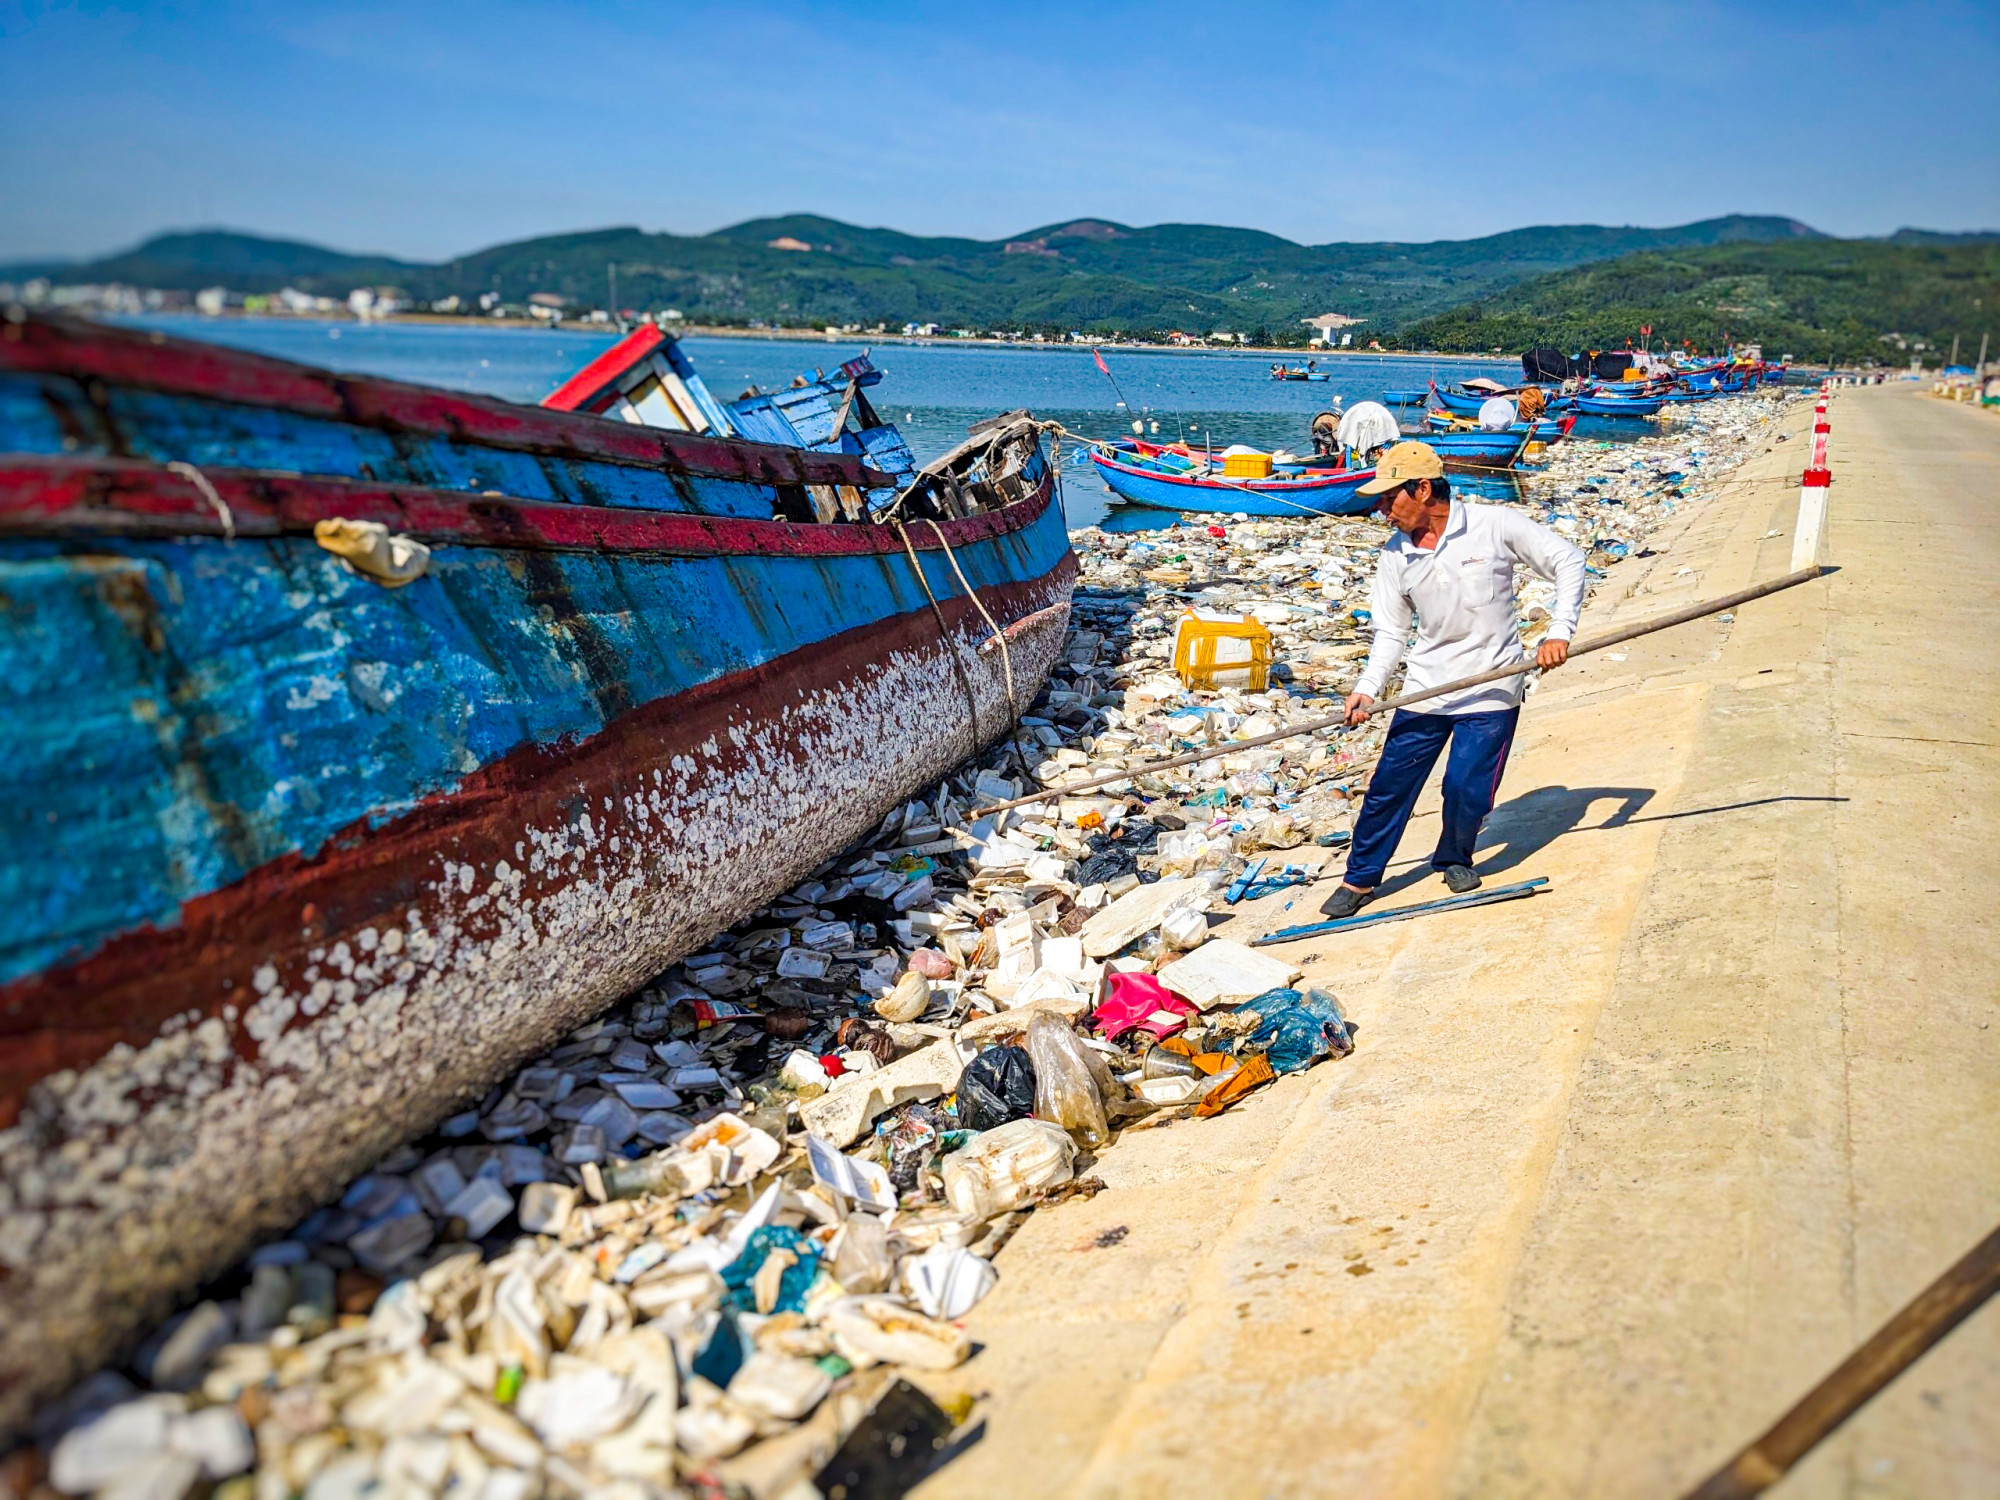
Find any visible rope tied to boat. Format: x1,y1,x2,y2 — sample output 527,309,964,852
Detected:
166,460,235,539
890,516,1020,750
920,515,1017,718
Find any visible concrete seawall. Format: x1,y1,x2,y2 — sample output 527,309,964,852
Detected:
913,384,2000,1498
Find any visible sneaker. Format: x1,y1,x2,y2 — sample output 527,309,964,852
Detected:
1319,885,1374,919
1440,864,1482,894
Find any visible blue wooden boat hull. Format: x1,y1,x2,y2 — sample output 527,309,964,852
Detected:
1089,446,1378,516
1573,395,1665,416
1419,430,1534,465
1430,387,1574,418
1426,414,1571,441
0,314,1074,1431
1381,389,1429,404
1429,387,1490,415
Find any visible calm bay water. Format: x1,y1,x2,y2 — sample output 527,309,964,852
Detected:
120,316,1557,530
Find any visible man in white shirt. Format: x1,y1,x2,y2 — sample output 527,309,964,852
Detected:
1321,441,1587,918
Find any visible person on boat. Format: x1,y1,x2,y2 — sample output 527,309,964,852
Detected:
1320,441,1585,918
1516,385,1548,421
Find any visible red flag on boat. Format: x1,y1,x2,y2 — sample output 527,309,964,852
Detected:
1093,347,1110,375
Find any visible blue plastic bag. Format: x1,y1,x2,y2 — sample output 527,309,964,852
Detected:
721,1226,819,1315
1234,987,1354,1074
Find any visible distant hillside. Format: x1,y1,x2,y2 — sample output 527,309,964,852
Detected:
1395,239,2000,363
24,214,1824,337
30,230,417,291
1886,227,2000,245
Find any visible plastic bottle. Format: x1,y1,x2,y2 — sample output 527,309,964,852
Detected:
940,1118,1077,1221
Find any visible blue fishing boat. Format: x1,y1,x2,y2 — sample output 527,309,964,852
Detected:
1426,381,1571,417
1419,428,1540,466
1426,412,1576,442
1381,388,1430,405
0,312,1073,1425
1572,393,1665,417
1427,384,1492,416
1270,364,1331,382
1089,441,1377,516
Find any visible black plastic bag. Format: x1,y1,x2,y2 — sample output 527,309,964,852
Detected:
957,1044,1037,1131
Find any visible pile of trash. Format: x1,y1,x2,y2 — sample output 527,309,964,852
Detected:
22,387,1809,1500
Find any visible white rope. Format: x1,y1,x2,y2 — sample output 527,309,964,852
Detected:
892,518,988,744
919,516,1017,718
165,460,235,539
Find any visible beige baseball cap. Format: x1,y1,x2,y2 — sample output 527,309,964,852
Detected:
1356,440,1446,495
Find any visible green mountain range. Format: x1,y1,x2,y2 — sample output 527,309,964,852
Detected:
8,215,1993,361
11,213,1820,337
1394,238,2000,364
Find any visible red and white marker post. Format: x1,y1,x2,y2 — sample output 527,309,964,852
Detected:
1790,382,1833,571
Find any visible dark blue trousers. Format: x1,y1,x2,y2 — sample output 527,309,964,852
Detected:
1344,708,1520,888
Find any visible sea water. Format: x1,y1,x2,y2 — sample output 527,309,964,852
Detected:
116,316,1564,530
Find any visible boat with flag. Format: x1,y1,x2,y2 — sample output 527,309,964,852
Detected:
0,311,1072,1424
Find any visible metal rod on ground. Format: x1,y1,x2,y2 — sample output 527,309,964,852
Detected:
972,564,1831,819
1681,1221,2000,1500
1252,878,1549,945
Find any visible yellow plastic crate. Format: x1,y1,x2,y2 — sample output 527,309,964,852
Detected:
1173,608,1272,691
1221,451,1272,479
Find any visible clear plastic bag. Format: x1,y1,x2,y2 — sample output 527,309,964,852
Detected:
1026,1011,1111,1149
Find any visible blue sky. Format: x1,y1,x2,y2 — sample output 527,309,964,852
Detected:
2,0,1994,262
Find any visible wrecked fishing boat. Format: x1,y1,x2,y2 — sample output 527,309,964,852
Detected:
0,310,1073,1430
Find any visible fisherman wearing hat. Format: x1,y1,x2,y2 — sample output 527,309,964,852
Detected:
1320,440,1587,918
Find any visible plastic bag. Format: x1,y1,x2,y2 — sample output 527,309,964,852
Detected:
720,1226,818,1315
830,1215,893,1294
883,1105,944,1194
1091,973,1195,1042
957,1045,1037,1131
1234,987,1353,1074
1026,1011,1110,1149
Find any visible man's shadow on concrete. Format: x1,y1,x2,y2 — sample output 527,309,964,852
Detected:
1368,789,1848,900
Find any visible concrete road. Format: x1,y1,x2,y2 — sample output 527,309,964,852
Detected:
913,386,2000,1499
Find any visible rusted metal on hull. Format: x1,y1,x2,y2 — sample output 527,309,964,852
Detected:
0,559,1073,1431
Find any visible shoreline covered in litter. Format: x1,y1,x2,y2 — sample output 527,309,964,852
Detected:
21,386,1813,1500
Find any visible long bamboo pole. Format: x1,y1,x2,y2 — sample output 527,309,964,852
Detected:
1681,1221,2000,1499
972,565,1830,819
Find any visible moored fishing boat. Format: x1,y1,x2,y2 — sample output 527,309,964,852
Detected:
1380,388,1430,405
1418,426,1544,466
1426,410,1578,442
0,311,1073,1429
1572,392,1666,417
1426,381,1572,417
1089,440,1377,516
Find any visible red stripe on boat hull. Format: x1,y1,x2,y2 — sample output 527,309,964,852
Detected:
0,313,888,490
0,454,1057,558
